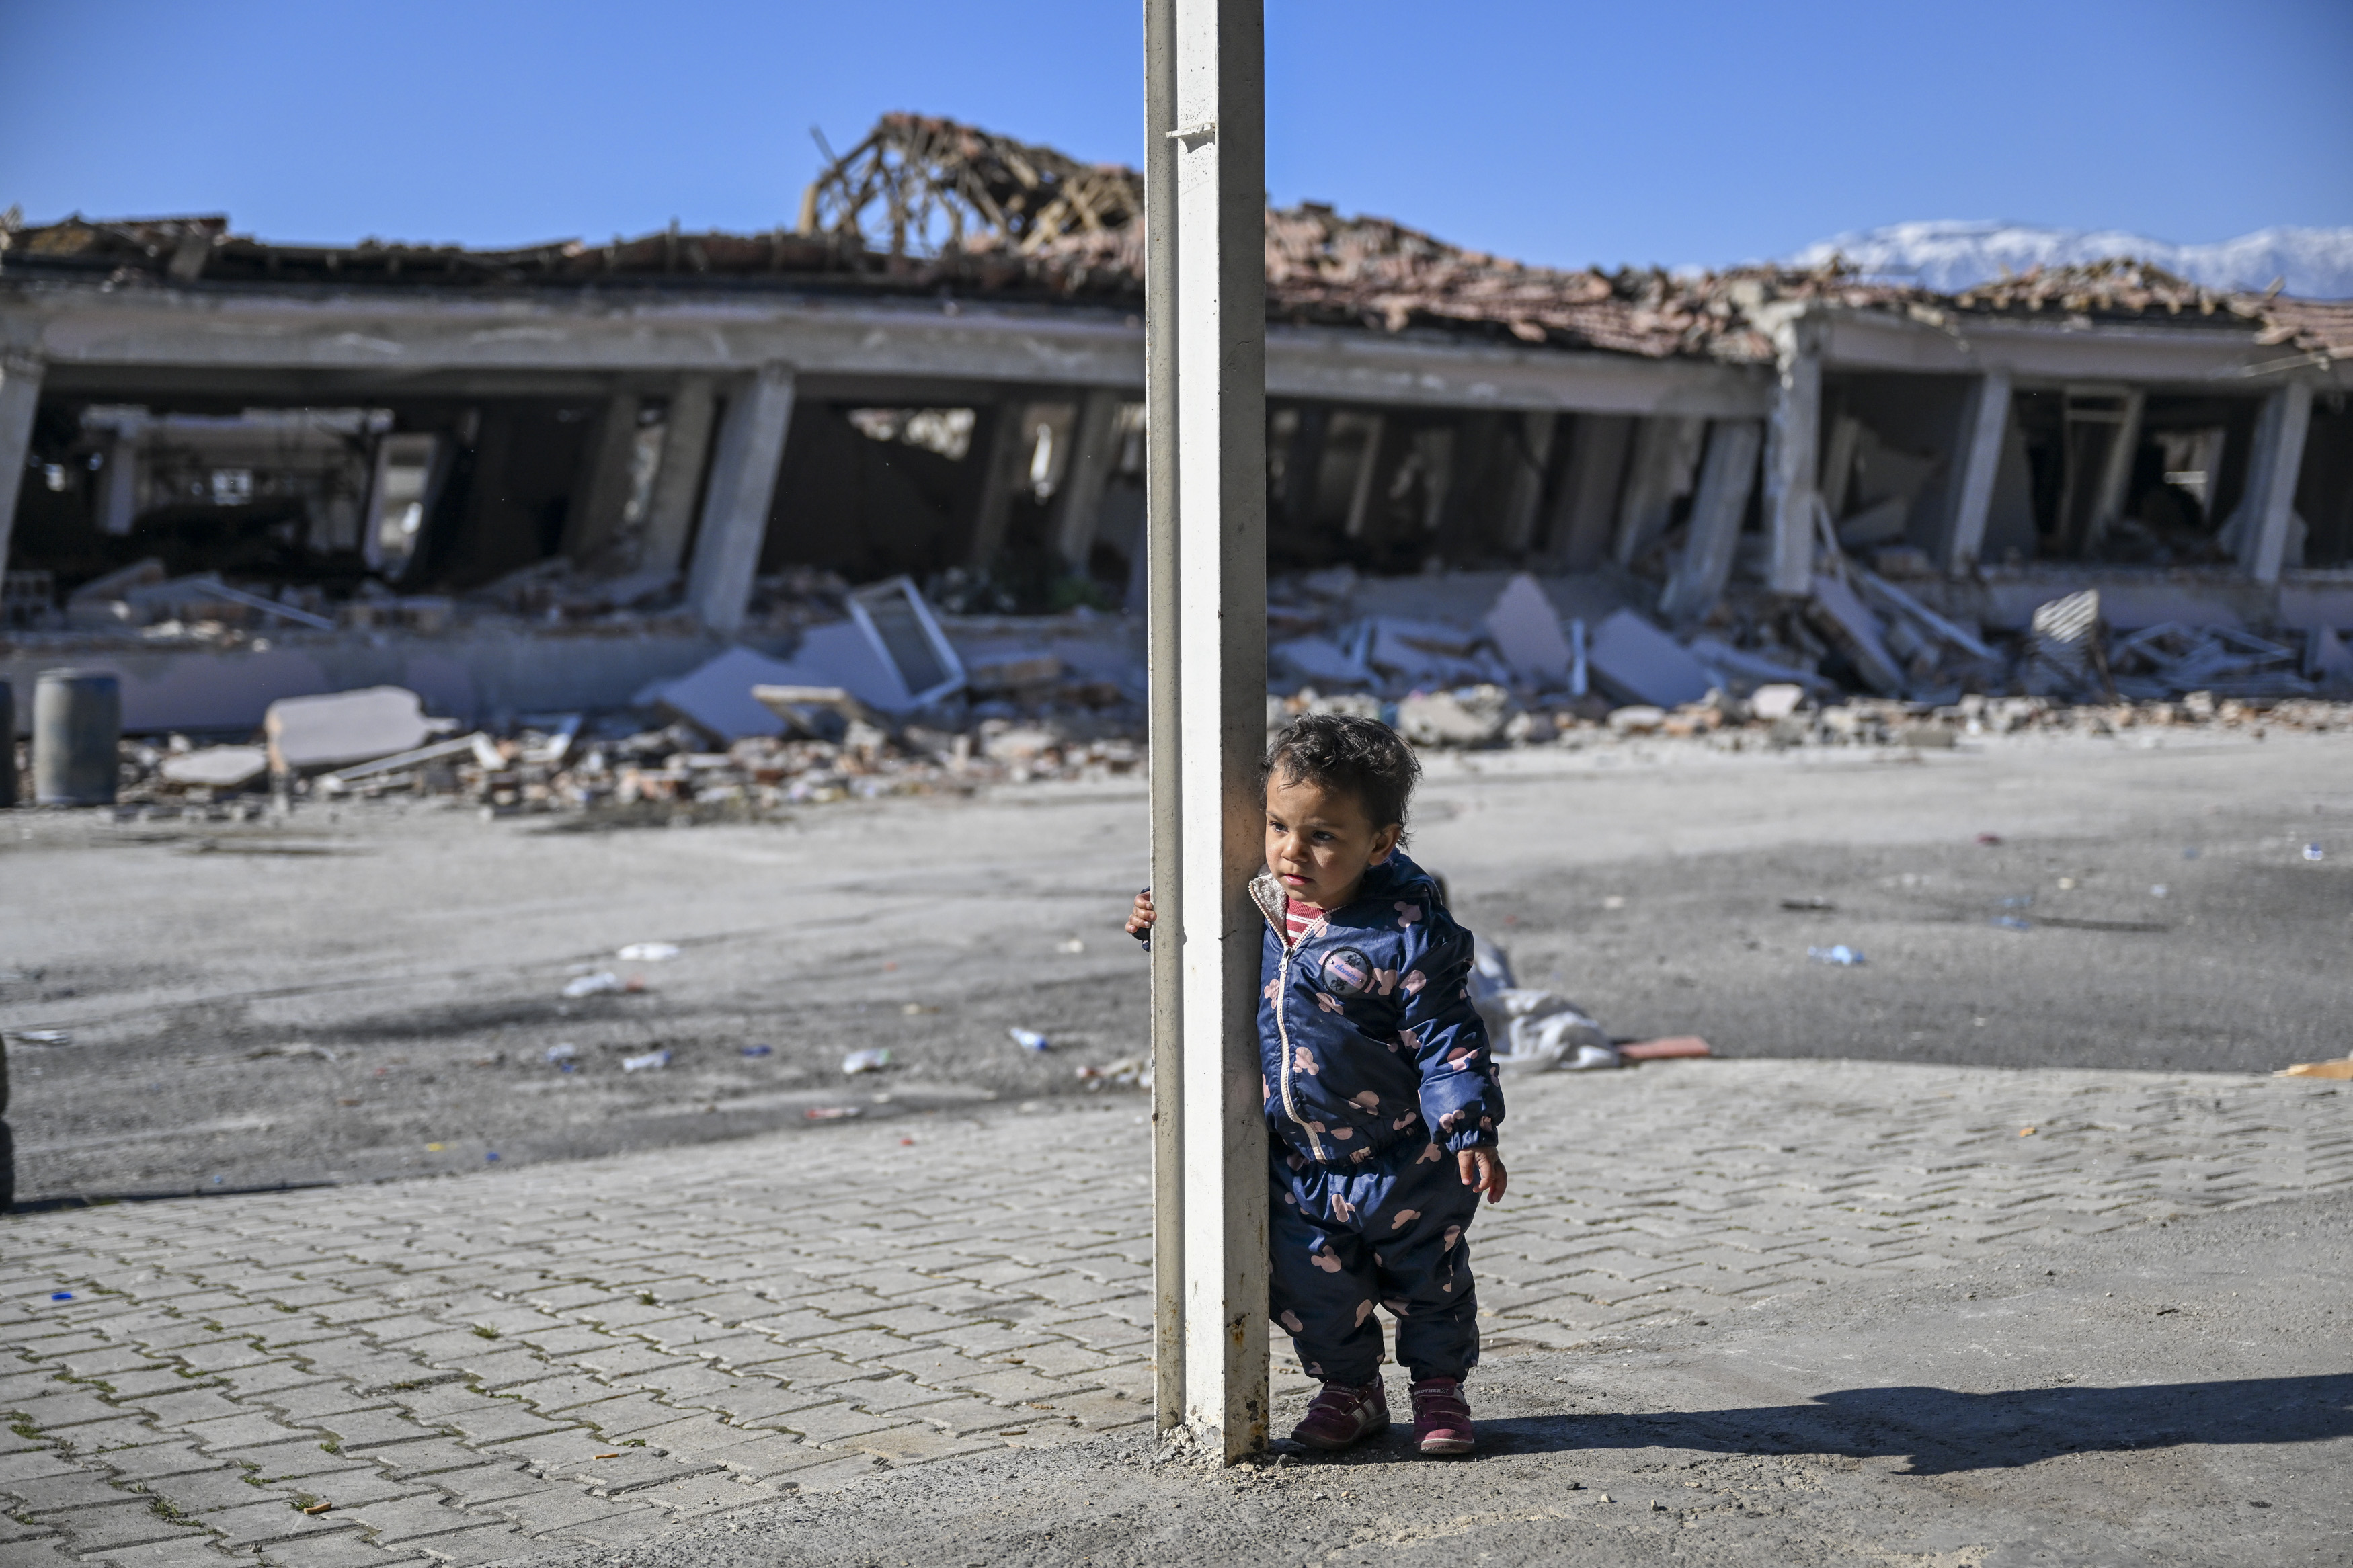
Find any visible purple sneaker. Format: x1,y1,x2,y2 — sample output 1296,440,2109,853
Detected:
1291,1380,1390,1451
1410,1376,1476,1455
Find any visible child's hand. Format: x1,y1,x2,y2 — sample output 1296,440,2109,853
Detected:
1458,1146,1507,1205
1125,888,1156,940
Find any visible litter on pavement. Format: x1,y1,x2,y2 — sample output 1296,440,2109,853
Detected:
1808,945,1866,966
621,1049,670,1072
1010,1028,1051,1053
842,1048,892,1075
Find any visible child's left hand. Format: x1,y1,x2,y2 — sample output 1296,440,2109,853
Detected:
1457,1147,1507,1205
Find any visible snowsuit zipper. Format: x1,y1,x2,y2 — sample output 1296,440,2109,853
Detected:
1256,878,1327,1162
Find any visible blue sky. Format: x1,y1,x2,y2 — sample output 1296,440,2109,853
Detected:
2,0,2347,270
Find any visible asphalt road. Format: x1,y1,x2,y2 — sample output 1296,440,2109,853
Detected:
3,725,2346,1204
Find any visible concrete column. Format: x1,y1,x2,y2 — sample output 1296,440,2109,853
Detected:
1494,411,1556,556
684,365,795,635
967,401,1034,567
2085,388,2146,554
2240,381,2314,583
641,377,717,575
1658,419,1762,625
1051,388,1127,570
1546,412,1632,569
1762,318,1822,595
1612,415,1704,567
562,391,644,564
1160,0,1269,1466
1342,413,1386,539
1942,370,2012,573
0,352,46,573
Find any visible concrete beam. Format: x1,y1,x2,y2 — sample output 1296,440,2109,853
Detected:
641,377,717,575
0,351,46,571
1659,420,1762,625
1942,370,2012,573
1341,413,1386,539
684,366,795,634
1817,308,2301,386
2239,381,2315,583
1050,388,1127,570
11,286,1772,418
1762,319,1822,595
1164,0,1269,1466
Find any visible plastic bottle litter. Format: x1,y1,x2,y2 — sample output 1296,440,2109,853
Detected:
2304,844,2325,862
621,1048,671,1072
562,971,623,999
545,1043,578,1063
1010,1028,1051,1053
842,1048,891,1076
742,1044,774,1057
1807,945,1866,966
1055,938,1086,954
617,942,681,962
1991,915,2034,932
50,1292,71,1302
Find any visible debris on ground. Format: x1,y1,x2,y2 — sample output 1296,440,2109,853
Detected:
842,1048,891,1076
1808,945,1866,966
1618,1037,1713,1061
2277,1058,2353,1080
619,1048,670,1072
1009,1028,1051,1053
561,972,624,999
616,942,680,962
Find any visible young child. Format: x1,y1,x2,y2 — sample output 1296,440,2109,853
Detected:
1127,713,1506,1456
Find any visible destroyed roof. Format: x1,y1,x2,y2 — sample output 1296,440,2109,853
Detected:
5,114,2347,366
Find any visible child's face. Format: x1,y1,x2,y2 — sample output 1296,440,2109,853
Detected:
1264,771,1402,911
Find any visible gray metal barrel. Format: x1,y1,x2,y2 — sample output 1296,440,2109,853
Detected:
0,679,15,807
33,669,122,807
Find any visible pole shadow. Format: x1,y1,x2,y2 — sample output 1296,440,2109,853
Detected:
1471,1374,2353,1474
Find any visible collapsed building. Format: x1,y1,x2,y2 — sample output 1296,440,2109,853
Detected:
3,112,2350,739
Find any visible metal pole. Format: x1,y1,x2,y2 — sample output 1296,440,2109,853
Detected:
1168,0,1269,1464
1142,0,1187,1439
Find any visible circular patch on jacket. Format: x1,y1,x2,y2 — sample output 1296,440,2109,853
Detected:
1319,946,1375,996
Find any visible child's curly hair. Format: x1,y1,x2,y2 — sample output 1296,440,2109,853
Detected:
1262,713,1421,836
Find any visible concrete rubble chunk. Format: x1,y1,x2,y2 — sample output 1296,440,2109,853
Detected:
157,745,269,789
1396,685,1510,747
264,686,435,774
1482,573,1574,687
1585,608,1714,709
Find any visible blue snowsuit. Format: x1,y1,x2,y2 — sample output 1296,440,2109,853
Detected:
1250,852,1503,1387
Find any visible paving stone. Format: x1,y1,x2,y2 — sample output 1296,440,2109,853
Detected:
28,1499,197,1551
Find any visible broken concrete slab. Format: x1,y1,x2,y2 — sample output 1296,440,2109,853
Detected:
1805,575,1907,696
639,648,812,743
1585,608,1714,708
1271,634,1373,687
264,686,435,774
1482,573,1573,687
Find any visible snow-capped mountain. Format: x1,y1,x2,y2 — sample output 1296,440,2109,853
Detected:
1787,221,2353,300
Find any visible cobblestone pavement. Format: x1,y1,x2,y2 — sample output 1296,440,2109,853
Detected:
3,1060,2347,1565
